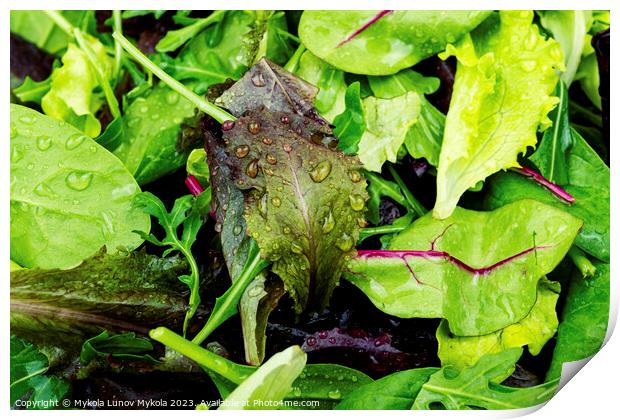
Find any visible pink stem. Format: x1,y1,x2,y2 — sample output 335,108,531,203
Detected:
357,246,548,276
511,167,575,204
337,10,393,47
185,175,204,197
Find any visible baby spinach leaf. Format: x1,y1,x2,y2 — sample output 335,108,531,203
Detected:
345,200,581,336
547,262,609,381
433,11,564,219
295,51,346,122
133,192,204,333
219,346,307,410
437,280,560,371
10,105,149,269
220,111,368,312
10,336,69,408
368,69,440,98
335,367,438,410
41,40,113,137
413,348,558,409
13,76,52,104
333,82,365,155
80,331,157,365
298,10,491,75
156,11,226,53
485,129,609,262
112,83,196,185
357,91,421,172
10,249,190,349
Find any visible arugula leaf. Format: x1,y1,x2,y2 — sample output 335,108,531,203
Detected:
10,249,190,349
10,105,149,269
133,192,204,333
335,368,438,410
10,336,69,408
433,11,564,219
13,76,52,104
80,331,157,365
485,129,609,262
547,262,609,381
345,200,581,336
112,83,197,185
413,348,558,409
357,91,421,172
333,82,365,154
298,11,491,75
437,280,560,371
538,11,592,86
156,11,225,52
41,40,113,137
295,51,346,122
220,346,307,410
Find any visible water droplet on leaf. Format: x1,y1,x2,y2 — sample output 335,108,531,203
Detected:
246,159,259,178
349,194,365,211
36,135,52,151
235,144,250,158
34,182,56,198
271,197,281,207
309,161,332,183
266,154,277,165
248,121,261,134
65,133,86,150
327,390,341,400
65,171,94,191
251,72,266,87
336,234,353,252
322,211,335,233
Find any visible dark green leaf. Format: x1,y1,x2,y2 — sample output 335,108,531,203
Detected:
80,331,157,364
368,69,440,97
333,82,365,155
12,76,51,104
95,116,124,151
156,11,225,53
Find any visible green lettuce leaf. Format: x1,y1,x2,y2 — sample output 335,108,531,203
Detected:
437,280,560,370
433,11,564,219
357,91,421,172
219,346,307,410
186,148,210,186
10,105,149,269
485,129,609,262
547,262,609,380
112,83,196,185
80,331,157,365
345,199,581,336
298,10,491,75
413,348,558,409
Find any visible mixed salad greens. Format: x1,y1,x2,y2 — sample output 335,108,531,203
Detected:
10,9,610,410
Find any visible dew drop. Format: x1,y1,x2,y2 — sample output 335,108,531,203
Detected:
280,115,289,124
248,121,261,134
65,171,94,191
336,234,353,252
34,182,56,198
283,143,292,152
235,144,250,158
65,133,87,150
328,337,336,344
520,60,536,72
291,243,303,254
246,159,259,178
348,170,361,183
233,225,243,236
166,91,179,104
251,72,266,87
139,105,149,113
36,135,52,151
309,161,332,183
271,197,281,207
10,123,18,138
266,154,277,165
318,331,328,339
322,211,335,233
19,114,36,125
327,390,341,400
351,375,358,382
292,387,302,397
262,137,273,145
349,194,365,211
306,337,317,346
11,146,24,163
283,226,291,234
214,222,223,233
221,120,235,131
357,217,368,228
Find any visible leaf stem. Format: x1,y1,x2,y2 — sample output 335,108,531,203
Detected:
283,44,306,73
112,32,236,124
150,327,254,384
112,10,123,82
511,166,575,204
388,165,427,217
73,29,121,119
43,10,75,36
359,224,407,242
192,241,269,345
568,246,597,278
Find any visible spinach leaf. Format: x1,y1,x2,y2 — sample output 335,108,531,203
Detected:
433,11,563,219
295,51,347,122
413,348,558,409
547,262,609,381
80,331,157,364
156,11,226,53
298,11,491,75
10,105,149,269
437,280,560,370
485,129,609,262
112,83,196,185
335,368,438,410
10,336,69,408
333,82,365,154
403,100,445,167
219,346,307,410
10,249,190,349
367,69,440,97
345,200,581,336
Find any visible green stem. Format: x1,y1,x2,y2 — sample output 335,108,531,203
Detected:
150,327,255,384
388,165,427,217
192,242,269,345
359,224,407,242
283,44,306,73
43,10,75,36
365,171,408,208
568,246,597,278
73,29,121,119
112,10,123,82
112,32,235,123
